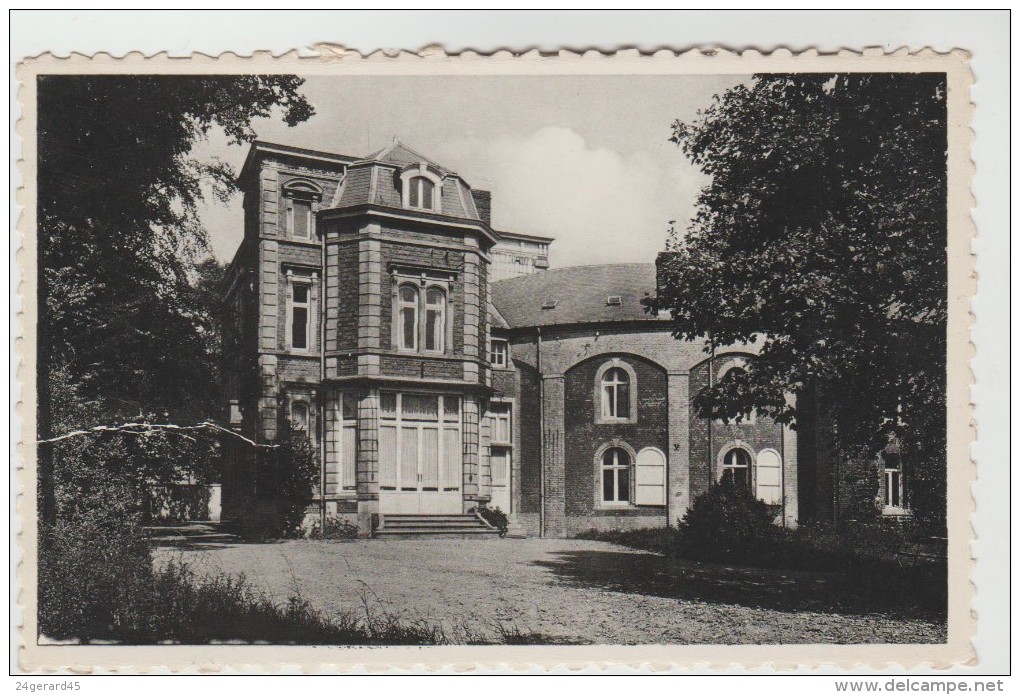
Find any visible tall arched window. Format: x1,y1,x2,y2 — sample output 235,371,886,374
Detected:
408,176,436,211
601,447,631,504
720,448,752,489
601,367,631,420
291,401,309,431
398,284,419,350
424,287,446,352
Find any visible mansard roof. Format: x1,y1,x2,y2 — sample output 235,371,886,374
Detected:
364,141,451,175
327,140,483,223
491,263,668,330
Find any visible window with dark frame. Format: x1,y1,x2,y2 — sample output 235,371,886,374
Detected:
407,176,436,211
424,287,446,352
291,198,312,238
601,367,631,419
720,448,752,489
883,452,904,509
489,338,509,367
601,447,631,504
291,283,309,350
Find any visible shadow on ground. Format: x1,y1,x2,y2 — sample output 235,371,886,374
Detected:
533,549,944,622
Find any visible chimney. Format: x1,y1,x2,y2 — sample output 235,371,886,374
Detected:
471,189,492,226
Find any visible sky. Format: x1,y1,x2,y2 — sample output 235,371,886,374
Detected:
193,74,746,268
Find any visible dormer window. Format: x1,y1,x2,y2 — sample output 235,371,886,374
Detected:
408,176,435,211
399,165,443,213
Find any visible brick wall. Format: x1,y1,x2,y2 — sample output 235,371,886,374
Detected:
563,354,669,518
518,362,542,514
688,355,786,502
378,240,467,355
378,355,462,380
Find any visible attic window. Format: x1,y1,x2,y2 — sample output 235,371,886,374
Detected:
400,165,443,213
606,295,623,306
541,300,558,310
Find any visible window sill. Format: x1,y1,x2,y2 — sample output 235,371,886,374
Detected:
882,506,912,517
593,505,665,516
595,418,637,426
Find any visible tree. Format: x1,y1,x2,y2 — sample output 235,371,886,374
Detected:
659,73,947,530
37,76,314,523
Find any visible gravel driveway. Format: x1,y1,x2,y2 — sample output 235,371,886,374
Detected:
156,538,946,645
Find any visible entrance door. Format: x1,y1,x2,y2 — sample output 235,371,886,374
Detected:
378,393,463,515
489,447,511,512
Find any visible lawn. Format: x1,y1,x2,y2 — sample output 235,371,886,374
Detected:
155,537,947,645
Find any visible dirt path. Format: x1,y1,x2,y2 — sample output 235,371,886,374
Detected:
155,538,946,645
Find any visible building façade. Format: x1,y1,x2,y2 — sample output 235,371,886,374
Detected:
220,140,909,537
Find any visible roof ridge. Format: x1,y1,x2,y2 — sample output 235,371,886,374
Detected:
492,261,655,284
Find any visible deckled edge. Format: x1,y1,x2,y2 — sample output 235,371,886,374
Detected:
13,45,977,674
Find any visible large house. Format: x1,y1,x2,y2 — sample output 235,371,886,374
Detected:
220,140,906,537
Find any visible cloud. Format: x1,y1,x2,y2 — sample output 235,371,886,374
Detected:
434,127,705,268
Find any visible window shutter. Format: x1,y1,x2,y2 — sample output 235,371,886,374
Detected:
635,448,666,506
755,450,783,505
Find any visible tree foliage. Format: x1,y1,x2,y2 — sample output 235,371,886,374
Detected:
36,76,314,522
659,73,947,528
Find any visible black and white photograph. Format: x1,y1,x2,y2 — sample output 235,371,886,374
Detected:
17,39,981,673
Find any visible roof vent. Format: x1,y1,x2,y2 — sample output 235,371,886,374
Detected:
541,300,558,310
606,295,623,306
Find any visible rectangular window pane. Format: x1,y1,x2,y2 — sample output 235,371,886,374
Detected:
342,393,358,421
442,396,460,422
380,392,397,419
403,394,439,421
292,307,307,349
442,428,461,491
409,182,419,208
341,424,357,490
379,425,397,489
603,471,614,502
422,181,433,209
617,382,630,417
425,309,438,350
618,468,630,502
293,200,311,237
421,427,439,490
401,307,416,349
293,284,309,304
603,385,615,418
490,341,507,366
400,427,418,490
491,448,509,484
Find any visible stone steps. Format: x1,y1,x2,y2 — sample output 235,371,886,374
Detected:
374,514,501,539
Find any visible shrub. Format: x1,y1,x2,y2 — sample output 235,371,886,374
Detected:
38,505,155,642
675,477,779,563
308,516,360,540
471,505,509,537
249,421,318,539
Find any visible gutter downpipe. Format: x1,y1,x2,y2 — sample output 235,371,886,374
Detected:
537,326,544,539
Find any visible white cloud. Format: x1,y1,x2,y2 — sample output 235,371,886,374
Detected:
434,126,706,268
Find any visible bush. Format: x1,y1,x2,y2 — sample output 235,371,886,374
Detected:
308,516,359,540
675,477,780,563
248,421,318,539
471,505,509,537
38,506,155,642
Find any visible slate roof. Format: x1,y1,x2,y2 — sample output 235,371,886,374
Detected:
490,263,667,329
328,140,481,222
364,141,451,175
